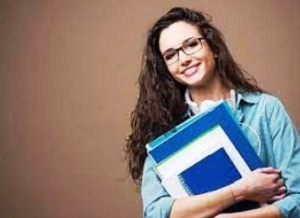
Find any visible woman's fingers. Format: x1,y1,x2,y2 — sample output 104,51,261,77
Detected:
273,179,285,193
277,185,287,194
270,192,287,201
277,178,284,186
267,180,287,202
256,167,281,174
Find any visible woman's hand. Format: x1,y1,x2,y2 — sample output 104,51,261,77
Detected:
231,167,286,203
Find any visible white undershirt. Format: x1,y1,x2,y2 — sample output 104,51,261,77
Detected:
185,89,236,115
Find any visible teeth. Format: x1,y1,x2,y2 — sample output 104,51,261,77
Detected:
184,66,197,76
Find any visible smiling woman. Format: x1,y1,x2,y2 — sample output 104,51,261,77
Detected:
125,7,300,218
159,21,219,96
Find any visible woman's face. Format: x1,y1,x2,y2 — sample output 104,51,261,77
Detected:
159,21,218,89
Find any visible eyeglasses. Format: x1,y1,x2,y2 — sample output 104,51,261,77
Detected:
162,37,205,65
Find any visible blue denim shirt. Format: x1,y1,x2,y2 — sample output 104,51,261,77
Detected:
141,92,300,218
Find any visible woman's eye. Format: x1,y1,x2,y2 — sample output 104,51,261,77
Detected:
164,51,176,60
186,39,199,48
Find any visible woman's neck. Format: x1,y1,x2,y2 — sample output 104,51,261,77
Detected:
188,79,230,104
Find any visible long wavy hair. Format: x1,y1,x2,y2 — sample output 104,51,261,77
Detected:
126,7,262,185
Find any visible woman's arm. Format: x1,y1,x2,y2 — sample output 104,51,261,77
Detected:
265,96,300,217
142,155,285,218
170,168,285,218
215,204,282,218
170,185,234,218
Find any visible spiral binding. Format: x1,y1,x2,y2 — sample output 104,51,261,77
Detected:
178,174,193,196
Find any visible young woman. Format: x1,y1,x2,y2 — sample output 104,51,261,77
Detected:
126,7,300,218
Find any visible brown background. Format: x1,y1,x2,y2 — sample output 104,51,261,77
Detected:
0,0,299,218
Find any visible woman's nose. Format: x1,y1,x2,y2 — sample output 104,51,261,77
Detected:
178,50,192,65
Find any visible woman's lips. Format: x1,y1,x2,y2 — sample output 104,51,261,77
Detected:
182,63,200,77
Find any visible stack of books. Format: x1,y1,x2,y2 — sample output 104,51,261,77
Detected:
146,101,263,212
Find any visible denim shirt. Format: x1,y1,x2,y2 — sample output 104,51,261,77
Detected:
141,92,300,218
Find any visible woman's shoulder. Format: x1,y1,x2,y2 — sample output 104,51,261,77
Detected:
241,91,282,106
239,92,288,118
260,92,280,101
248,92,290,120
259,92,286,110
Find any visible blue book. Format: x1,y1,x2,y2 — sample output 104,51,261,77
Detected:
147,101,263,212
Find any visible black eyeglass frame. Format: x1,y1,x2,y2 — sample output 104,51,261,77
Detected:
162,37,206,65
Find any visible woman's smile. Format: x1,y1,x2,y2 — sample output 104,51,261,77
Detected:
182,63,201,77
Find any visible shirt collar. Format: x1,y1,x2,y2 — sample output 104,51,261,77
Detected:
235,91,261,123
236,91,260,107
185,89,198,107
184,89,261,122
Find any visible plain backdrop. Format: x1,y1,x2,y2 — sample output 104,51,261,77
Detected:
0,0,299,217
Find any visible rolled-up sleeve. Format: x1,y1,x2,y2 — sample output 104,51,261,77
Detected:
141,156,175,218
267,97,300,217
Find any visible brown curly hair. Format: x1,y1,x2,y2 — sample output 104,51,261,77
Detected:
125,7,262,185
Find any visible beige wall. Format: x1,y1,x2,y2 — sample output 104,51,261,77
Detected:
0,0,299,217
